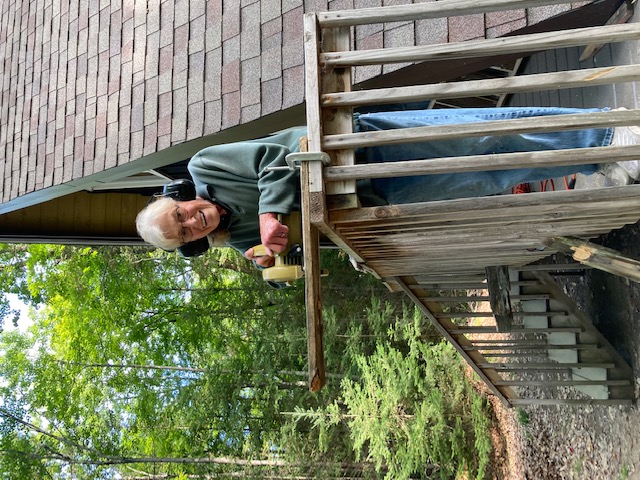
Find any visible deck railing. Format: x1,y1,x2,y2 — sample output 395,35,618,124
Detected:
299,0,639,403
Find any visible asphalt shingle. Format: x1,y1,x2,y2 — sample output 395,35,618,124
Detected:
0,0,589,208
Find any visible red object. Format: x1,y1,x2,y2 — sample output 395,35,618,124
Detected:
512,183,531,194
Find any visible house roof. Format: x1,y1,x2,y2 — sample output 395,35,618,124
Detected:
0,0,590,214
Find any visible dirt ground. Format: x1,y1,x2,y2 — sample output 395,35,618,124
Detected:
486,221,640,480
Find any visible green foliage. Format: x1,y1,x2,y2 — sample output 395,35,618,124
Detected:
336,312,491,479
516,407,530,426
620,463,630,480
286,307,492,480
0,243,495,479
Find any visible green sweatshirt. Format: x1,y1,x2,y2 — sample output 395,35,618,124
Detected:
187,127,307,254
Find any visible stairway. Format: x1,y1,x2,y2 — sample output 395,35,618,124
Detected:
394,263,635,406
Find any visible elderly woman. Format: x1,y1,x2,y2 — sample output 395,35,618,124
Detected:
136,107,640,266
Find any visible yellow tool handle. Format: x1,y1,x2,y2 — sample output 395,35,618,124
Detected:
251,244,271,257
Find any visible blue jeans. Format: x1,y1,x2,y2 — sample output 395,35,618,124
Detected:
354,107,611,203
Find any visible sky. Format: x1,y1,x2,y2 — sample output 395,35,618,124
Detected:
4,293,31,332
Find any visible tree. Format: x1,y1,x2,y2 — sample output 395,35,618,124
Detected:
0,243,493,479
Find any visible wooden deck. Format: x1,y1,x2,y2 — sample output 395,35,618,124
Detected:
298,0,640,405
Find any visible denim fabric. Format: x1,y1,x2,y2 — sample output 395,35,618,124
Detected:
354,107,612,203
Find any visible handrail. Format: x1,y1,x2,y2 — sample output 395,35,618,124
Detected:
322,109,640,150
322,145,640,181
301,0,639,402
321,23,640,67
322,65,640,107
318,0,587,27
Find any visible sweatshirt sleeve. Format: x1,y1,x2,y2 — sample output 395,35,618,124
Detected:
187,132,304,216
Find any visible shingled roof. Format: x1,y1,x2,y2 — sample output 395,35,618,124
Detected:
0,0,588,213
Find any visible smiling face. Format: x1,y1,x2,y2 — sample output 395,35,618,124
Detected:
160,198,223,244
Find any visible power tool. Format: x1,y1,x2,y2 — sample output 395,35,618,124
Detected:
252,212,305,285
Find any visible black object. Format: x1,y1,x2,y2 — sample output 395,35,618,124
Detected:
161,179,210,257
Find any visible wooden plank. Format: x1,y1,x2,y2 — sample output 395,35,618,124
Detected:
300,18,327,391
344,218,635,245
303,13,324,156
510,399,633,406
515,263,587,272
545,236,640,283
324,144,640,181
88,192,108,235
301,14,370,265
338,205,640,232
38,196,59,231
322,109,640,150
495,379,631,387
437,311,567,318
322,65,640,108
335,209,640,237
301,14,368,265
485,266,513,332
338,207,640,233
482,352,553,357
464,344,598,351
471,339,548,345
342,219,640,249
317,0,582,27
449,327,583,334
412,283,488,290
330,184,640,224
322,24,640,67
478,362,614,369
301,161,326,393
57,194,76,234
410,274,487,282
120,194,147,238
341,217,640,246
418,294,550,302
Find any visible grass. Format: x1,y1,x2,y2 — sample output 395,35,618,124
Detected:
619,463,630,480
515,407,530,426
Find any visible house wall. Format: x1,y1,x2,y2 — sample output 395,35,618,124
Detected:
0,0,593,216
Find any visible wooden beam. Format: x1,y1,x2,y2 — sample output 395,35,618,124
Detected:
322,109,640,150
300,157,326,392
324,145,640,180
485,266,513,332
321,23,640,67
545,236,640,283
495,380,631,387
322,65,640,108
510,399,634,406
301,14,326,392
317,0,588,27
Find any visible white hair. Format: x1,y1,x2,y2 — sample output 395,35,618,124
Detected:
136,196,231,251
136,197,182,251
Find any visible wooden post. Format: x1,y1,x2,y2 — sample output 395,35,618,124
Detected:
302,13,327,392
301,166,326,392
485,266,513,332
545,236,640,283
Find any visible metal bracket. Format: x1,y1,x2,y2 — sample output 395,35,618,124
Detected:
264,152,332,172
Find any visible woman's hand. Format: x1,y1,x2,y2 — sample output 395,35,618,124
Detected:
244,247,276,268
258,212,289,255
243,213,288,267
